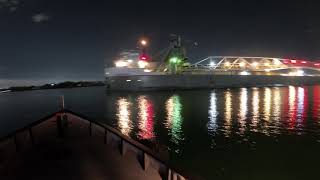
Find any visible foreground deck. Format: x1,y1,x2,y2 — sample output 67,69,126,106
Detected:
0,111,188,180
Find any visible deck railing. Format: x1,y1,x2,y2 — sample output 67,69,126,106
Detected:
0,109,197,180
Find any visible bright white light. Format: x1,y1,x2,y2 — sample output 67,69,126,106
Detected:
264,62,270,66
126,79,131,82
138,60,148,68
209,61,215,67
239,62,246,67
115,61,127,67
239,71,250,75
224,62,230,66
144,69,152,72
273,58,282,65
296,70,304,76
265,69,271,72
251,62,259,67
137,80,142,82
141,40,147,46
127,59,133,63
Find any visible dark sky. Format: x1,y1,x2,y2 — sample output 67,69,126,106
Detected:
1,0,320,87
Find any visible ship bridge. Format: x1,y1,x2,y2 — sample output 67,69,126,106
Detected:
186,56,320,75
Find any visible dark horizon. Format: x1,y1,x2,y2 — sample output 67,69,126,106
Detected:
1,0,320,87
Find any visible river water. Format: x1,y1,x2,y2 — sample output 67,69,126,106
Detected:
1,85,320,179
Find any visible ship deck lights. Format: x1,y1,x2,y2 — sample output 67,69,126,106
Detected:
115,60,127,67
138,60,148,68
209,61,215,67
170,57,181,64
239,62,246,67
251,62,259,67
240,71,250,75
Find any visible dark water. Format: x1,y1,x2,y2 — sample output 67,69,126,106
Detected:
1,86,320,179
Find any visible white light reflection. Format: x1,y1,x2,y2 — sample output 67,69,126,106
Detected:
238,88,248,135
224,90,232,137
251,88,259,132
165,95,184,145
116,98,132,136
262,87,272,135
263,88,272,122
137,96,155,140
208,91,218,134
288,86,296,129
297,87,305,129
272,87,281,134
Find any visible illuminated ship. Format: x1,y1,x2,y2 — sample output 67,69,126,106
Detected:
105,36,320,91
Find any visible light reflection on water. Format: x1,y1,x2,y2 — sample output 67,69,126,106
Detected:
288,86,297,130
238,88,248,135
108,86,320,179
272,87,281,134
116,98,132,136
251,88,259,132
208,91,218,134
165,95,184,145
113,86,320,142
223,90,232,137
137,96,155,140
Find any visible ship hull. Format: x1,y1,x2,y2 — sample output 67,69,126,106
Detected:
105,74,320,91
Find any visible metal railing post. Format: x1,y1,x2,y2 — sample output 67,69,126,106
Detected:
14,135,19,152
89,121,92,136
104,129,107,144
29,128,35,145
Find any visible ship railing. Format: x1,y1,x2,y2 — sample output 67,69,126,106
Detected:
0,109,196,180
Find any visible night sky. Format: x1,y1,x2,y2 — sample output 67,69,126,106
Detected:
0,0,319,87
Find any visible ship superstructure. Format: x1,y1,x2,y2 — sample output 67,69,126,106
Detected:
105,36,320,91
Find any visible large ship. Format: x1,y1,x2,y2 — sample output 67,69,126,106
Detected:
105,36,320,91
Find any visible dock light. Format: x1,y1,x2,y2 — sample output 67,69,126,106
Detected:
239,62,246,67
138,60,148,68
209,61,215,67
115,60,127,67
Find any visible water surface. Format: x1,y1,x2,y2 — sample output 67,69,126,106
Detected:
1,86,320,179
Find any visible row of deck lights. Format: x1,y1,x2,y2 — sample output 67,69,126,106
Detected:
209,59,320,68
209,61,280,68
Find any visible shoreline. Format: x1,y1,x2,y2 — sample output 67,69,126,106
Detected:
0,81,105,93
